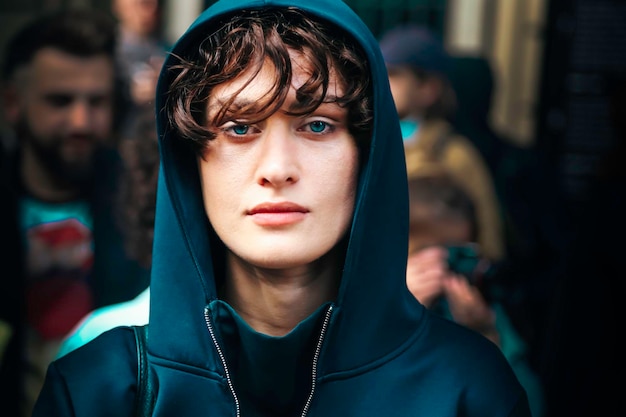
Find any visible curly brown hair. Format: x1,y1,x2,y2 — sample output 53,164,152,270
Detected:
164,7,373,155
116,105,160,269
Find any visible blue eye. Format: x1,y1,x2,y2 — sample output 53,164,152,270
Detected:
232,124,249,135
309,121,327,133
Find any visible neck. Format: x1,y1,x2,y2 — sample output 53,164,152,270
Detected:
21,147,80,202
223,248,342,337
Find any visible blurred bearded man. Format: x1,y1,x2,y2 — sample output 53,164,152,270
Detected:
0,9,150,417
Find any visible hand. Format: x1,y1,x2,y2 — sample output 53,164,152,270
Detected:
406,246,448,308
442,274,499,345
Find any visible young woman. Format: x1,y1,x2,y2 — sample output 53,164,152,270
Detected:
33,1,531,416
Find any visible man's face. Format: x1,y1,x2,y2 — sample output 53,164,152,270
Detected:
387,66,431,120
197,53,359,271
113,0,160,36
11,48,114,183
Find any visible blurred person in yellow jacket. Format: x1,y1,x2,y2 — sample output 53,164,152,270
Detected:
379,24,504,262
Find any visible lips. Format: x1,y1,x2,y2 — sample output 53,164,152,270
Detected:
248,202,308,214
247,202,309,226
64,136,95,155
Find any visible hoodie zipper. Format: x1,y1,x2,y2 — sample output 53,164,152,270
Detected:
300,305,333,417
203,305,334,417
204,306,241,417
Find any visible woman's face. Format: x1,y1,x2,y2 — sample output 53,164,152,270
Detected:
197,53,359,271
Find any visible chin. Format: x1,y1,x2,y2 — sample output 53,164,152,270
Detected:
240,243,332,271
248,253,319,270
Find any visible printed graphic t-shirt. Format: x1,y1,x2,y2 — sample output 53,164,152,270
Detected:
20,196,95,339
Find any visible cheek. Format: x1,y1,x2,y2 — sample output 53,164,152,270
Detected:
388,80,409,111
321,145,359,210
198,155,244,222
94,104,112,120
26,103,57,134
93,108,113,134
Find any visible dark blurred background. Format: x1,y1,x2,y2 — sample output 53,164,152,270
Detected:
1,1,623,416
3,0,624,217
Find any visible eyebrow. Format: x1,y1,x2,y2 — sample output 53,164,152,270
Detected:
210,94,344,114
208,97,254,113
211,95,342,105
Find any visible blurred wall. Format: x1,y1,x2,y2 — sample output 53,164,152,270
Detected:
162,0,203,46
447,0,548,147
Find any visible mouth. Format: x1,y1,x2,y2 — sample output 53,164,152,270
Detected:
64,136,95,154
247,202,309,226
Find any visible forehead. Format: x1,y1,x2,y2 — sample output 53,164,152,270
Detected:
116,0,158,8
387,65,419,81
210,51,344,108
27,48,114,93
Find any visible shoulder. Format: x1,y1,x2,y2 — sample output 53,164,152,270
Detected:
423,312,504,359
386,312,531,415
90,146,125,201
419,312,526,392
425,314,531,414
58,289,150,357
93,146,124,180
56,325,137,379
440,136,496,188
414,120,491,174
443,133,489,167
34,326,138,417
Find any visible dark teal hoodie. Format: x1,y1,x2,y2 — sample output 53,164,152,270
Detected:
33,1,531,416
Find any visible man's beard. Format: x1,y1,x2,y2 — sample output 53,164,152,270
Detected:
17,118,97,189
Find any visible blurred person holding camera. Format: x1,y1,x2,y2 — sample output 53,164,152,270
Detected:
406,172,545,417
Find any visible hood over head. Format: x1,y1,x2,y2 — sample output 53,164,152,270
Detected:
149,0,422,377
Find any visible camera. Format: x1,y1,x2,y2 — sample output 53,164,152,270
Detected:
445,244,494,286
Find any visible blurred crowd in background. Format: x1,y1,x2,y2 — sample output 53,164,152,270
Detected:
0,1,623,416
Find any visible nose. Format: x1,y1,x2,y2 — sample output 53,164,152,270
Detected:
68,100,91,130
256,125,300,187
